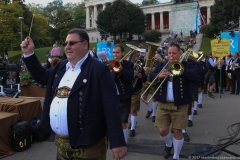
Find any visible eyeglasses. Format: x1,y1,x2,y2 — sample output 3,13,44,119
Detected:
63,40,84,47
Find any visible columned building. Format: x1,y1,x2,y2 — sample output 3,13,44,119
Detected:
84,0,214,42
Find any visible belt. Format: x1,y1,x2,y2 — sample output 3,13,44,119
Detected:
55,86,71,98
166,100,174,103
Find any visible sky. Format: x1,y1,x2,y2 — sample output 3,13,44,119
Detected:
24,0,171,6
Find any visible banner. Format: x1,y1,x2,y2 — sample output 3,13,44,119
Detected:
220,31,239,54
210,38,230,57
97,42,114,61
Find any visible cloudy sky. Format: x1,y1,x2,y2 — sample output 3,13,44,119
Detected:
24,0,171,6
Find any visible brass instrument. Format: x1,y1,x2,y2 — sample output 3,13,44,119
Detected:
145,41,160,68
141,50,193,103
197,51,205,62
132,59,143,87
109,44,141,73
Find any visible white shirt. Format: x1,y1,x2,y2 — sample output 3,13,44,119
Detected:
50,52,88,136
166,74,174,101
225,57,231,70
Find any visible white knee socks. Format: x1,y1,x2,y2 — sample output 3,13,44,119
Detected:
130,115,137,130
198,92,202,104
173,137,184,160
152,101,158,117
123,128,128,143
188,107,194,121
160,132,172,147
194,101,197,111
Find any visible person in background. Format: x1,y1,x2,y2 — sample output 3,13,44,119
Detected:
50,44,62,58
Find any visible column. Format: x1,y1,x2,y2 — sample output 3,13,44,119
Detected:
103,4,106,10
94,5,98,27
207,6,211,24
160,12,163,31
168,11,171,30
86,7,90,29
91,9,94,28
151,13,155,30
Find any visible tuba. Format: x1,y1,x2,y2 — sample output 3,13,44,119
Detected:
109,44,141,73
145,41,160,68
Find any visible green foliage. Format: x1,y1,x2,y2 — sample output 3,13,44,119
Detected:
142,30,162,42
0,1,24,56
204,0,240,37
96,0,146,42
141,0,160,6
200,36,212,55
201,24,218,38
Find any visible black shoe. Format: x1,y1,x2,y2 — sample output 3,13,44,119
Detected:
145,110,152,118
188,120,193,127
193,110,197,115
163,145,173,158
208,94,214,99
198,104,202,108
230,92,235,94
129,129,135,137
183,133,190,142
236,93,239,95
203,91,207,94
152,116,155,122
213,91,219,93
128,123,131,129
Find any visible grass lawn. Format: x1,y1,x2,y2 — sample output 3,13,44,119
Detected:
199,36,212,55
8,41,148,63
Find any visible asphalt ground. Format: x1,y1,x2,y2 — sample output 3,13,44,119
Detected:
2,90,240,160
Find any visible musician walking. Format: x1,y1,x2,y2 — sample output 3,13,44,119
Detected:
129,61,147,137
20,29,127,159
112,44,135,143
230,52,240,95
150,44,199,160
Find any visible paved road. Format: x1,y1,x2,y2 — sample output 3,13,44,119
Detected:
3,91,240,160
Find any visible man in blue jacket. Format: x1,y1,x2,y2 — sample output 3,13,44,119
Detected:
150,44,199,160
20,28,126,160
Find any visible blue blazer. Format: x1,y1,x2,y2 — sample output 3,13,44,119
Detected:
113,60,135,100
150,61,199,106
234,58,240,73
23,54,126,148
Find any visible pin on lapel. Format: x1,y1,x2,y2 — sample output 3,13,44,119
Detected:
83,79,87,83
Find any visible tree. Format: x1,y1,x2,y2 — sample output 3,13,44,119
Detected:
0,1,24,57
141,0,160,6
204,0,240,37
65,2,86,29
96,0,146,42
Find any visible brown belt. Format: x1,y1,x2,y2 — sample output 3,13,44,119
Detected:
55,86,71,98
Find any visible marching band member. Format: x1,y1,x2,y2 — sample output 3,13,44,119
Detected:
230,52,240,95
129,61,147,137
150,44,199,160
112,44,135,143
225,55,233,91
205,51,218,99
141,53,161,122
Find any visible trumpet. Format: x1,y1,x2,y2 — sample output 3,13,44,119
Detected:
109,44,141,73
141,50,192,103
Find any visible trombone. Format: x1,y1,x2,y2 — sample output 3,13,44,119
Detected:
109,44,141,73
140,50,195,103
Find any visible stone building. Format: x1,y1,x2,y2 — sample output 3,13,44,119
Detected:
84,0,214,42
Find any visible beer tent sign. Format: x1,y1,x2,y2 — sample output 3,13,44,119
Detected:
211,38,230,57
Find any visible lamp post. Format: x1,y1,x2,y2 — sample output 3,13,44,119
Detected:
18,17,24,43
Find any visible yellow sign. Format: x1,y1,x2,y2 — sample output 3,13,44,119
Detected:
211,38,230,57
